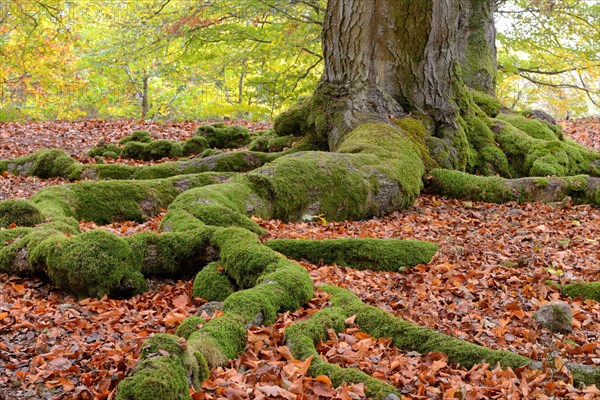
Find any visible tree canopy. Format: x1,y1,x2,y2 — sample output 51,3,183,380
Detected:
0,0,598,121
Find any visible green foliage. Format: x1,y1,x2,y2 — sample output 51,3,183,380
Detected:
497,1,599,118
1,1,324,121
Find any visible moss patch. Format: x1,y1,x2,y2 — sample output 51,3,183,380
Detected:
41,229,146,298
561,282,600,302
428,169,515,203
0,199,43,227
192,262,235,301
196,124,251,149
175,317,205,339
266,238,437,271
116,356,191,400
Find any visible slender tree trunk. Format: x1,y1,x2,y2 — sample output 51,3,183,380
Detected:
141,75,149,121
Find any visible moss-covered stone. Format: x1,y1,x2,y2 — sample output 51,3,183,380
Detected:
192,262,235,301
266,238,437,271
187,313,247,364
116,356,191,400
87,142,122,158
32,180,179,224
196,124,251,149
0,199,43,228
146,140,178,160
41,229,146,298
561,282,600,302
211,227,283,289
428,169,514,203
175,316,205,339
128,228,217,277
165,182,268,234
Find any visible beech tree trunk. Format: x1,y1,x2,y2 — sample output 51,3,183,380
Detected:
313,0,497,170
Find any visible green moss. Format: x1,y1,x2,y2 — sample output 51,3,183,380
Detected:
493,120,600,178
182,136,209,156
0,160,7,173
394,116,438,170
188,313,246,361
128,228,216,276
32,180,179,224
570,365,600,388
166,182,268,234
497,113,559,141
212,227,283,289
192,262,235,301
223,260,313,324
284,307,399,399
196,124,251,149
116,356,191,400
147,140,178,160
5,149,81,180
471,90,501,117
266,238,437,271
41,229,146,298
273,97,310,137
120,130,152,144
322,285,531,370
0,200,43,228
87,164,137,180
122,141,148,160
429,169,514,203
561,282,600,301
175,317,206,339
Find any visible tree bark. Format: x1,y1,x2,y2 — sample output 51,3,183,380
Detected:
321,0,461,146
458,0,498,94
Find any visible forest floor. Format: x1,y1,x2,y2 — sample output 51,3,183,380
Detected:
1,118,600,400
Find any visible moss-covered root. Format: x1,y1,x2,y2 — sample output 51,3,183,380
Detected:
321,285,600,387
116,333,209,400
1,149,82,179
427,169,600,205
266,238,437,271
119,235,315,398
285,308,401,400
560,282,600,302
0,227,146,298
0,199,43,227
30,173,232,224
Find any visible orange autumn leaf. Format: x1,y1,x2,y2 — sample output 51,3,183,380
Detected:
315,375,332,386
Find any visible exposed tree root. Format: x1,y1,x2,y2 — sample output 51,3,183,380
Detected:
266,238,437,271
321,285,600,387
284,307,401,400
427,169,600,205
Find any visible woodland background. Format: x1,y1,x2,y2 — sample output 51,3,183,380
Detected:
0,0,598,122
